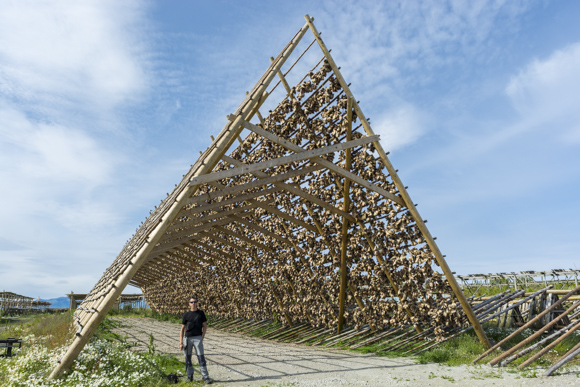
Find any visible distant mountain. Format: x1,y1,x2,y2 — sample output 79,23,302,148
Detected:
41,297,70,309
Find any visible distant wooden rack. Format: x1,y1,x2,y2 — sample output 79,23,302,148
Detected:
0,291,51,314
457,269,580,295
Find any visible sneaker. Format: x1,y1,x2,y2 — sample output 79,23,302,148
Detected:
187,376,193,382
203,377,214,384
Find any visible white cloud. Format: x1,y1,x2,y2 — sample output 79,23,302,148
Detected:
373,103,428,151
0,249,104,298
319,0,528,89
0,0,149,112
0,107,114,184
0,106,125,241
506,42,580,143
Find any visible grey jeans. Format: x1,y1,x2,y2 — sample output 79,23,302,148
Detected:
183,335,209,379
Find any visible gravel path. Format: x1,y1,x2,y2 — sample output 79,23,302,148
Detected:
110,317,580,386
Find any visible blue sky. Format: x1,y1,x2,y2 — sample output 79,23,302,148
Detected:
1,0,579,299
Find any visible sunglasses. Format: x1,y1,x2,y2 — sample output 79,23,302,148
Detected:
189,301,198,304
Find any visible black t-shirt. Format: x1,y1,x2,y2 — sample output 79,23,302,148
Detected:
182,310,207,337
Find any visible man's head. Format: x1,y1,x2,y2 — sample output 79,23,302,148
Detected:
189,297,198,310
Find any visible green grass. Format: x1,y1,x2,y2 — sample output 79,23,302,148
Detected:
346,323,580,372
412,325,539,366
350,341,383,353
150,311,182,324
248,320,284,337
417,333,483,365
1,312,73,350
553,334,580,353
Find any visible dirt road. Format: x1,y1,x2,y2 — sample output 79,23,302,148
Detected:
110,317,579,386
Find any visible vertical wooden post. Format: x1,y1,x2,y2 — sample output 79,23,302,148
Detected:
270,284,294,327
282,220,334,316
356,220,421,333
68,292,74,312
304,14,490,349
337,97,353,333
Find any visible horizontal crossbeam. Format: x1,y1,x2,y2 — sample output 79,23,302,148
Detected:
189,135,378,186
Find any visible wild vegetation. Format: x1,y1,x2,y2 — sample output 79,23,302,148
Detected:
0,311,200,386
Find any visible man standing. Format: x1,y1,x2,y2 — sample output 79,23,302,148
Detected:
180,297,213,384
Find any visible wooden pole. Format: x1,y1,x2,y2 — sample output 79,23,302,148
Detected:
337,97,353,333
506,318,579,368
303,14,490,350
544,341,580,376
512,302,580,369
474,285,580,364
356,220,421,333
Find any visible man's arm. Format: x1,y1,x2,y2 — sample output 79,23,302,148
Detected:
202,321,207,340
179,324,185,350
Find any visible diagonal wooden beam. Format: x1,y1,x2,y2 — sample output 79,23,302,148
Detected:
279,220,337,320
200,178,314,251
212,225,274,253
139,257,174,282
197,231,253,256
179,245,218,266
172,248,209,270
221,155,356,222
239,119,404,206
203,180,319,235
256,201,319,234
355,219,421,333
185,186,282,215
168,201,264,233
155,253,199,277
270,56,298,101
186,164,323,206
193,239,240,262
184,242,229,263
133,266,162,285
155,252,195,274
229,214,294,248
304,202,370,319
147,213,253,258
189,135,378,186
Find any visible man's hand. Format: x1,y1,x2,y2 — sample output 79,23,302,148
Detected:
180,324,186,350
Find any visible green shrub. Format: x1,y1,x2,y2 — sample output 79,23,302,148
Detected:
417,334,483,365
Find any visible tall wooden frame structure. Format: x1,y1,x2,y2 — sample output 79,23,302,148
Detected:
50,15,489,379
